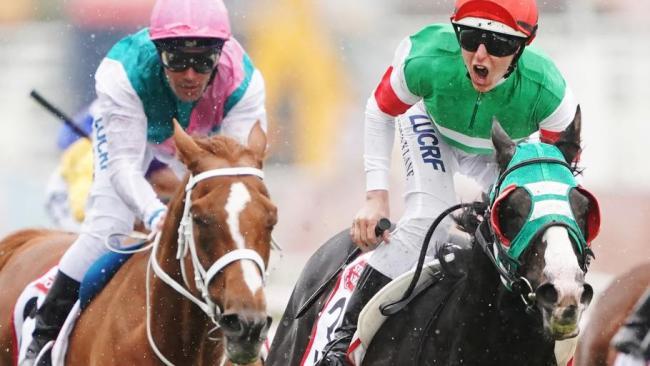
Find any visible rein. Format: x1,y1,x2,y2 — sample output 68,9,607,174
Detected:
380,202,481,316
474,221,537,312
146,166,267,366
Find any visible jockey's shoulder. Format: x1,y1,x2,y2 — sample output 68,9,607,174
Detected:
517,46,567,91
407,23,460,56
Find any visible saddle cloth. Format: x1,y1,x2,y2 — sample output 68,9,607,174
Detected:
349,257,445,365
13,266,80,366
299,252,371,365
13,245,138,366
298,252,445,365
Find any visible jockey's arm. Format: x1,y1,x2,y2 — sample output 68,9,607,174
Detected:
95,59,166,227
354,37,423,247
219,69,268,145
365,35,422,194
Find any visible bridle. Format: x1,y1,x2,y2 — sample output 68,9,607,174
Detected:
475,156,593,312
146,166,268,366
382,151,595,316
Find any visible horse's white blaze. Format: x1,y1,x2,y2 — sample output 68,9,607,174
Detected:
543,226,582,299
225,182,263,293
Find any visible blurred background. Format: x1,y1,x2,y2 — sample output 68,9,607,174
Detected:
1,0,649,320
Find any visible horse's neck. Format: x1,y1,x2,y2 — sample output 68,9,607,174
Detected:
457,243,553,363
464,242,500,302
148,261,222,364
147,212,223,364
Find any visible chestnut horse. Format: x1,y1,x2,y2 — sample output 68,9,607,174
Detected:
574,261,650,366
0,122,277,365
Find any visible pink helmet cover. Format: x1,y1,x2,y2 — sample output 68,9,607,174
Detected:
149,0,231,41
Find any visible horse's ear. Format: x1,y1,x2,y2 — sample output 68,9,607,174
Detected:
491,117,516,171
555,105,582,164
173,119,203,166
247,121,267,165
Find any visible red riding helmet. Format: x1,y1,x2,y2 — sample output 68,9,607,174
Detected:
451,0,538,44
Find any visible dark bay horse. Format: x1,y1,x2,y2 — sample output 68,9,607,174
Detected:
268,111,600,366
0,122,277,365
574,261,650,366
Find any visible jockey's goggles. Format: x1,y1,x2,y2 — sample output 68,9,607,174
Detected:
454,25,525,57
159,48,220,74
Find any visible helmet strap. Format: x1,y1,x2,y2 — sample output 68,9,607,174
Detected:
207,65,219,86
504,44,527,79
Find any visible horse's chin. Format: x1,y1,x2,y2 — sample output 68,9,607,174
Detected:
536,304,583,340
540,311,581,340
225,340,263,365
549,323,580,340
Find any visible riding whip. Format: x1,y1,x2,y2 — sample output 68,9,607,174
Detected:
29,89,90,140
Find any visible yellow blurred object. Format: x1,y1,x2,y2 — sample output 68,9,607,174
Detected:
247,0,348,167
0,1,35,22
65,0,154,28
60,139,94,222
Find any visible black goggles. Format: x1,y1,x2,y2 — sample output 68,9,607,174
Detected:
454,25,525,57
159,49,220,74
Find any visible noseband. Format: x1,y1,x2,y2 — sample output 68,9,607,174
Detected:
147,166,267,366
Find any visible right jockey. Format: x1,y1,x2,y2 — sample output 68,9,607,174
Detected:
318,0,582,365
21,0,267,364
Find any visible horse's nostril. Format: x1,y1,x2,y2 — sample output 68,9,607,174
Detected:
562,304,577,320
536,283,559,304
250,315,273,340
220,314,243,336
581,283,594,305
222,313,272,341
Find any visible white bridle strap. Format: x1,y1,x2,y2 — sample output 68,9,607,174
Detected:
149,234,216,316
186,167,264,191
146,166,268,366
204,249,266,286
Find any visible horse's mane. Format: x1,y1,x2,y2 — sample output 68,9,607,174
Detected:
194,135,255,164
454,196,489,237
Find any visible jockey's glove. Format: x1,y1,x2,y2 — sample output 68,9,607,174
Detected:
145,205,167,236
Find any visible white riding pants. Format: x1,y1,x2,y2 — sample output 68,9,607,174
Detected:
368,103,499,279
57,124,157,282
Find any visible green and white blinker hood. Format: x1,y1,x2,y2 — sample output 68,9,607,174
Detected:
488,142,601,267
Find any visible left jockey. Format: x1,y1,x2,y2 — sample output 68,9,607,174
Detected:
20,0,267,364
45,102,180,232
